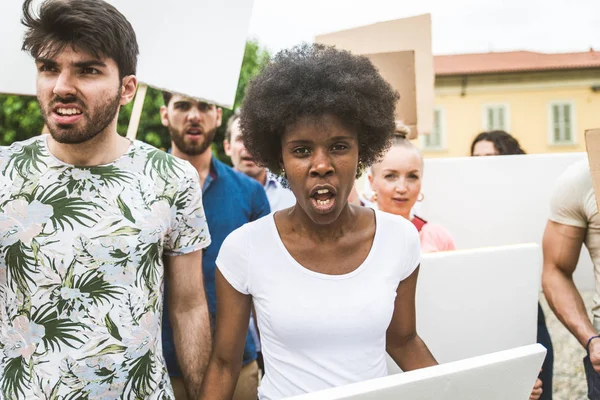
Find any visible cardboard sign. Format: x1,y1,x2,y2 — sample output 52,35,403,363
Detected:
315,14,434,139
364,51,417,135
289,344,546,400
0,0,254,108
586,129,600,211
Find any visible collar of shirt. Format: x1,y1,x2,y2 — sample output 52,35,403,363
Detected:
202,156,219,192
265,171,281,190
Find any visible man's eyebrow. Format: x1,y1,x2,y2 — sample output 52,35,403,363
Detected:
73,60,108,69
35,58,107,69
35,58,57,66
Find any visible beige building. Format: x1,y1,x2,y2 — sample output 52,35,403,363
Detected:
419,50,600,157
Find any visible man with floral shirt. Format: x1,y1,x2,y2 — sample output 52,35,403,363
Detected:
0,1,212,399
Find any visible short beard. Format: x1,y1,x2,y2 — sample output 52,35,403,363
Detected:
169,126,217,156
41,90,121,145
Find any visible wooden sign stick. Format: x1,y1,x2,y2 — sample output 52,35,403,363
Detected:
585,128,600,210
126,83,148,140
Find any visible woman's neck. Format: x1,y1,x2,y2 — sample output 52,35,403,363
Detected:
287,204,358,243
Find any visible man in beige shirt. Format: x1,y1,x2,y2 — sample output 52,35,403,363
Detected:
543,159,600,391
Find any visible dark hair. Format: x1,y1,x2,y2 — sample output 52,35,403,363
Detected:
21,0,139,79
162,91,173,107
240,43,399,176
470,130,526,155
225,108,242,142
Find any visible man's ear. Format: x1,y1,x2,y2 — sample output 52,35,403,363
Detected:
216,107,223,128
160,105,169,127
224,139,232,157
120,75,138,106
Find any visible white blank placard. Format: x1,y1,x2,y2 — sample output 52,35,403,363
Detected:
419,152,594,290
288,344,546,400
0,0,39,96
0,0,254,108
417,244,540,363
386,244,541,374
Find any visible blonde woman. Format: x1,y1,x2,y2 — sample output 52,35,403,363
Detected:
369,135,455,253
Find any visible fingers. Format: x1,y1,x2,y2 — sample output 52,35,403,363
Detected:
590,350,600,373
529,388,542,400
529,378,543,400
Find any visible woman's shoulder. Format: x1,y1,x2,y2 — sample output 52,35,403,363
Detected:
375,209,416,232
223,213,273,246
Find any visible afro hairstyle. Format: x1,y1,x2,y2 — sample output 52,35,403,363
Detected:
239,43,399,176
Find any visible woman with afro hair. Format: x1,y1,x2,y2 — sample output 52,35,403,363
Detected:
199,43,438,400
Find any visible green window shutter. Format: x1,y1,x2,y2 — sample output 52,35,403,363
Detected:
553,105,561,142
498,107,505,131
563,104,571,142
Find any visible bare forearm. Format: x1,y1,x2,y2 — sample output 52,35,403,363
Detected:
388,334,438,371
199,357,241,400
543,267,596,347
172,306,212,398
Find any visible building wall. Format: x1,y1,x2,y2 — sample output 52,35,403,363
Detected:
419,69,600,157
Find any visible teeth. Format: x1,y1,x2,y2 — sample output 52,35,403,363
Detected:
316,199,331,205
56,108,82,116
316,189,329,194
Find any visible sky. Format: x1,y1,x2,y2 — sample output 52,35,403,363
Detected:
248,0,600,56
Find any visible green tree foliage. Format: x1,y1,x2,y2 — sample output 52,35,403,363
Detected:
0,95,44,146
0,39,270,163
216,39,270,162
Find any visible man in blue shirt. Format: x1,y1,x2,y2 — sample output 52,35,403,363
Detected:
159,92,270,400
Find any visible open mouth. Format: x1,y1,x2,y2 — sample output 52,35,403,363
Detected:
51,105,83,124
309,186,337,213
186,128,203,137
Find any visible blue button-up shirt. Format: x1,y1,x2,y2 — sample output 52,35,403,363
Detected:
162,156,270,376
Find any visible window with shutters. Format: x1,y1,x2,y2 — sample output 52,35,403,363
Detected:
422,107,445,151
548,102,575,145
482,104,510,131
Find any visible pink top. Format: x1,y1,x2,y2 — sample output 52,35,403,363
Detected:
418,223,456,253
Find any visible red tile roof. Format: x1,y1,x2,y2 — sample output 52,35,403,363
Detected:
435,50,600,76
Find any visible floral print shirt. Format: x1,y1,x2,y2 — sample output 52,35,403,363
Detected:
0,136,210,399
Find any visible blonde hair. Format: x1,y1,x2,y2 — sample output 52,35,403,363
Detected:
369,132,423,176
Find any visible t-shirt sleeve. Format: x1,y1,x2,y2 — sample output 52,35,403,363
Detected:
549,163,589,229
400,220,422,282
216,225,251,295
420,224,457,253
164,164,211,255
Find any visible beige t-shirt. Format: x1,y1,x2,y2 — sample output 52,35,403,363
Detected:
549,159,600,328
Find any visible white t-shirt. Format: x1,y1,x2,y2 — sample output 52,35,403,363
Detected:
217,210,421,400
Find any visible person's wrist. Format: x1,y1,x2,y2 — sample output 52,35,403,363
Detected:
586,334,600,353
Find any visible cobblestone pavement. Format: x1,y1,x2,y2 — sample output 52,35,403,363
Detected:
540,291,593,400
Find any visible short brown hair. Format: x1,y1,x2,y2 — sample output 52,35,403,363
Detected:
224,108,242,142
21,0,139,79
